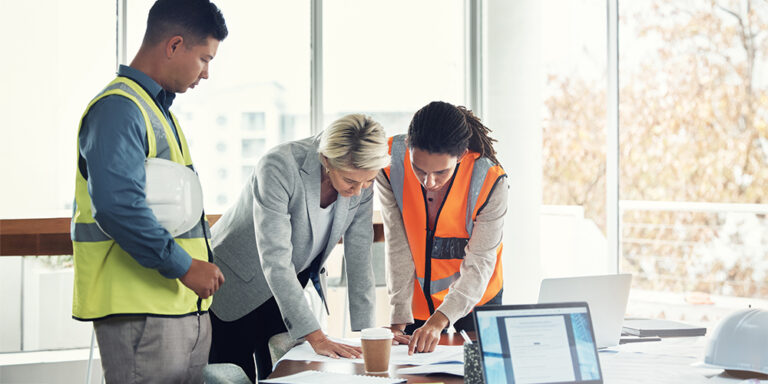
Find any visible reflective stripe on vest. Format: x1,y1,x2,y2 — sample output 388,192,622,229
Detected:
71,79,204,243
104,80,173,160
466,157,493,235
385,134,505,321
390,135,407,213
71,76,211,321
70,218,210,242
417,272,461,295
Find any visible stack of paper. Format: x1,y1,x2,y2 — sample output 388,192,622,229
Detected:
622,319,706,337
396,363,464,376
277,341,463,366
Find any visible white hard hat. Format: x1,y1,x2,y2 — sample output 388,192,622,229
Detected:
699,308,768,376
144,158,204,237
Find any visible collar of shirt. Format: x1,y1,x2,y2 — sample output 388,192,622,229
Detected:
117,64,176,113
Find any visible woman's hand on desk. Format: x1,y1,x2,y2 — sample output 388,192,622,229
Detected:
388,324,411,345
306,330,363,359
408,311,449,355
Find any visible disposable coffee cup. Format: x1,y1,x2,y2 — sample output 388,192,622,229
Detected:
361,328,393,374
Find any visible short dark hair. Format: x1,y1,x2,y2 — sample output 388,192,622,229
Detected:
408,101,500,165
143,0,228,47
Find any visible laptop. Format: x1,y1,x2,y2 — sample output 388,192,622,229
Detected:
473,302,603,384
538,274,632,348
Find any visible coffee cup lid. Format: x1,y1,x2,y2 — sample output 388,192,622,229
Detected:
361,328,394,340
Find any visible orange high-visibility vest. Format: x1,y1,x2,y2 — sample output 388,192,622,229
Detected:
384,135,506,321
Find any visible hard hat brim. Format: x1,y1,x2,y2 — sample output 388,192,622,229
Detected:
693,361,768,376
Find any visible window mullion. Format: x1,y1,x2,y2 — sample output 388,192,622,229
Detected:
606,0,620,273
311,0,323,135
465,0,483,118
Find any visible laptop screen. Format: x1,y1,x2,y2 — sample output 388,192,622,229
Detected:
473,302,603,384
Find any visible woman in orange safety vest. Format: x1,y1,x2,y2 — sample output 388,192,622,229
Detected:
377,101,508,354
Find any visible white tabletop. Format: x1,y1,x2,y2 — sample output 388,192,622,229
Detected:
600,337,766,383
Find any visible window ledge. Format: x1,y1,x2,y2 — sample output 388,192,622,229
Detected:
0,348,98,367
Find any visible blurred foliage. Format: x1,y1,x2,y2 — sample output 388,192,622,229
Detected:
33,255,74,269
543,0,768,297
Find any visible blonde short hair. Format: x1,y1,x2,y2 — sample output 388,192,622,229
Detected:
318,114,390,171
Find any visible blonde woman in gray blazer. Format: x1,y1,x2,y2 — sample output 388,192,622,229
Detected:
208,114,389,382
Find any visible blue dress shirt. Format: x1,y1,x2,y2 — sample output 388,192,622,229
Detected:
78,65,191,279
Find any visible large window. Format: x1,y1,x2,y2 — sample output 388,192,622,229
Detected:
618,0,768,326
323,0,465,135
0,1,115,219
0,0,115,353
0,1,469,355
540,0,609,277
128,0,311,212
541,0,768,327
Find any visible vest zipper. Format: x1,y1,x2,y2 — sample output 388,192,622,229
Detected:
197,211,213,315
421,167,460,316
423,227,435,315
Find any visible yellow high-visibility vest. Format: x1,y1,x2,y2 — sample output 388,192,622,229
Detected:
72,76,211,321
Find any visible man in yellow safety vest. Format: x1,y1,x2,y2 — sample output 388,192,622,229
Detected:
71,1,227,382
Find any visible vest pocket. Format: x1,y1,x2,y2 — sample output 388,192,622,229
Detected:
431,237,469,260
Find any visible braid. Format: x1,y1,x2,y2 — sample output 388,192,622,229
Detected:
408,101,501,166
457,106,500,165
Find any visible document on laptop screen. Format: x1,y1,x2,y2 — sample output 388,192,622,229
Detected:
504,315,576,382
476,306,602,384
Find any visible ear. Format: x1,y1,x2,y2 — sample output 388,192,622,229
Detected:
165,35,184,58
459,149,469,161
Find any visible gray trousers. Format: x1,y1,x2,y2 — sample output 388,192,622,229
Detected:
94,313,211,384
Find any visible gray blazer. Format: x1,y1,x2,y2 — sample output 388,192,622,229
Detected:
209,136,376,340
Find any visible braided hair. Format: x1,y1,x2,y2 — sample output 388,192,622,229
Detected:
407,101,500,165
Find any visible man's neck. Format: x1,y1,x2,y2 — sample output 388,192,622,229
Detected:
129,49,168,91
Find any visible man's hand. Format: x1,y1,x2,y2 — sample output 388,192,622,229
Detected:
306,329,362,359
408,311,449,355
388,324,411,345
179,259,225,299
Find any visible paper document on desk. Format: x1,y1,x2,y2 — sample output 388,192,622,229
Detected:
396,363,464,376
391,344,463,365
599,337,715,383
260,370,406,383
277,341,463,366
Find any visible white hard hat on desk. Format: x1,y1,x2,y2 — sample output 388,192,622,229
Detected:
698,308,768,378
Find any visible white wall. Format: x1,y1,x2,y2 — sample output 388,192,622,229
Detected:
540,206,609,278
23,261,92,350
0,257,22,352
486,0,543,303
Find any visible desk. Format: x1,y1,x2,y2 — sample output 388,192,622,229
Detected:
600,337,733,383
269,335,751,383
268,333,465,384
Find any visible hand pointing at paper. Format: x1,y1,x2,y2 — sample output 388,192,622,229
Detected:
408,311,450,355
